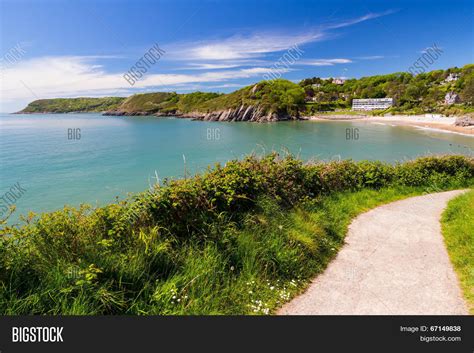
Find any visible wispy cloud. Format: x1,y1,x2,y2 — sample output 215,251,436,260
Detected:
418,46,443,54
182,63,243,70
298,58,352,66
170,32,325,61
324,10,397,29
168,10,395,62
179,59,267,70
0,56,281,109
0,10,397,111
355,55,385,60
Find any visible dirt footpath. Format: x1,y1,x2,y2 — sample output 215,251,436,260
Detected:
278,190,469,315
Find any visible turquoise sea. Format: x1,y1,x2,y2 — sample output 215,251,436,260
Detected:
1,113,473,223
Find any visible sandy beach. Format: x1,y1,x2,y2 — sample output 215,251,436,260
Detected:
306,114,474,136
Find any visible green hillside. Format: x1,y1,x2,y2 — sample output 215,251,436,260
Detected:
19,97,126,113
17,80,306,118
104,80,305,117
196,80,305,116
18,64,474,117
117,91,223,114
301,63,474,115
114,92,176,114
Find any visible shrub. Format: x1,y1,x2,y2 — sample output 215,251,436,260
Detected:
0,154,472,314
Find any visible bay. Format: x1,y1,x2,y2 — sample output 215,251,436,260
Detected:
0,113,472,223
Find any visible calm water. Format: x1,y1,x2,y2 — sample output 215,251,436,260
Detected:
1,113,473,222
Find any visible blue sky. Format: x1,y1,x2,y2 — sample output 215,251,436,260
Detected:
1,0,473,112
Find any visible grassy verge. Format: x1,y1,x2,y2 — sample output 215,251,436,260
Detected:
441,189,474,314
0,155,472,314
226,186,449,314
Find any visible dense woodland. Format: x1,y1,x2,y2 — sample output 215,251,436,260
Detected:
300,64,474,115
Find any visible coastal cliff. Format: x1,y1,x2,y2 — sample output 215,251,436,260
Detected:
177,106,294,122
18,64,474,119
102,80,304,122
104,105,295,122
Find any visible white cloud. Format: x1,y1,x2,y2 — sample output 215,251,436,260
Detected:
298,58,352,66
168,11,395,62
0,56,282,111
325,10,397,29
170,32,324,61
355,55,385,60
207,83,243,88
419,45,443,54
182,63,243,70
179,59,269,70
0,10,397,112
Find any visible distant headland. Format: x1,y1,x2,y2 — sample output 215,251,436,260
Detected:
17,64,474,124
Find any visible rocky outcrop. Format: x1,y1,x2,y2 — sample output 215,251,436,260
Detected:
445,92,461,105
103,104,298,122
454,115,474,127
103,110,152,116
178,105,295,122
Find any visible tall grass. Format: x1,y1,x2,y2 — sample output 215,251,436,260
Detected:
0,154,473,314
441,189,474,314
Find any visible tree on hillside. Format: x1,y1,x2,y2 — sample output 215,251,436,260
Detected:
461,74,474,105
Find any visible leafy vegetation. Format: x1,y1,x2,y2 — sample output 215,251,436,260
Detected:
116,92,177,113
19,97,126,113
15,81,304,118
107,80,305,117
18,65,474,117
301,64,474,115
115,92,223,114
176,92,223,112
1,154,472,314
441,189,474,314
196,80,305,116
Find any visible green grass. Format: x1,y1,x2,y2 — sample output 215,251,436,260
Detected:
441,189,474,314
102,91,224,114
0,187,454,315
0,155,472,315
196,80,305,116
18,80,306,117
117,92,177,113
19,97,125,113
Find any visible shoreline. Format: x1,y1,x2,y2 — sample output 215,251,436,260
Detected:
8,111,474,136
305,114,474,136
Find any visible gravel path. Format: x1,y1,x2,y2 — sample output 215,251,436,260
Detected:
278,190,469,315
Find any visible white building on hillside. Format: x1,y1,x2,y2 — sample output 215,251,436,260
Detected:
333,78,346,85
352,98,394,111
444,73,460,83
